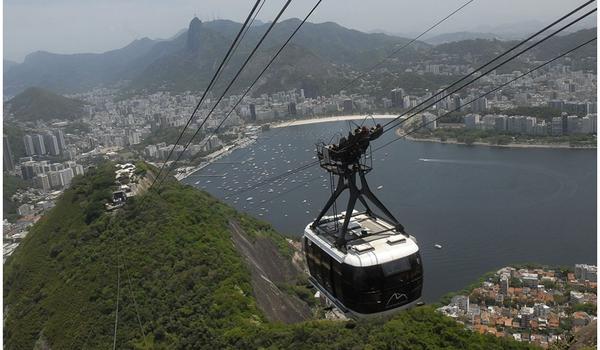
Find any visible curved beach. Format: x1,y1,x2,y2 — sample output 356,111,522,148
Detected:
271,114,399,128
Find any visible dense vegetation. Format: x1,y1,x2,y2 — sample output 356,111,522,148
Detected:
6,13,594,97
64,120,92,134
3,173,29,222
4,122,27,159
137,126,202,148
5,161,537,349
5,86,85,121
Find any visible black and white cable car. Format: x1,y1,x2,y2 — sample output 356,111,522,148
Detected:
303,123,423,317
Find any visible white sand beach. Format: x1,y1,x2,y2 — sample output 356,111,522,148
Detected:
271,114,400,128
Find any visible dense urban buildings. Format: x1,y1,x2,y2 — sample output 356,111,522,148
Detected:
438,265,597,348
3,135,14,171
3,58,596,225
462,113,597,136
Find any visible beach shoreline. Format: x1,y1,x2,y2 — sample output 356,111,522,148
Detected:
174,115,397,181
270,114,399,128
175,115,594,182
174,136,257,181
401,130,596,150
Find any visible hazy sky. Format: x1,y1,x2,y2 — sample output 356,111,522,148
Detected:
4,0,597,62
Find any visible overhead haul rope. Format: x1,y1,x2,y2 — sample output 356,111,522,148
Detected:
150,0,264,190
155,0,324,189
336,0,476,96
233,3,596,194
380,0,596,132
235,36,597,219
121,0,293,343
194,0,475,180
153,0,296,189
375,36,598,151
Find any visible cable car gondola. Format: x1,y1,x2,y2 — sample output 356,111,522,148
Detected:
303,122,423,317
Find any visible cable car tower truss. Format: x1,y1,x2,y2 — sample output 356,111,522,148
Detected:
311,122,407,249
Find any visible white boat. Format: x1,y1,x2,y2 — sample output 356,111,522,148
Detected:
377,185,384,190
434,244,443,249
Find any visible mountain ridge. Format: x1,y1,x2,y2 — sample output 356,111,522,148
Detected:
4,37,159,96
4,18,596,97
424,31,505,45
4,17,421,97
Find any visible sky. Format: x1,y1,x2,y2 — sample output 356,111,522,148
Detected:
3,0,597,62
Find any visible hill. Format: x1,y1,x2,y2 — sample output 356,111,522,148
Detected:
433,28,597,59
4,17,424,97
4,19,597,98
128,17,416,95
5,86,85,121
4,38,159,97
4,161,537,349
425,31,505,45
531,28,597,63
4,59,18,74
3,174,28,222
430,28,597,72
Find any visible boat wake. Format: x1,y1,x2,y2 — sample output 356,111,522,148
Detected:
418,158,502,166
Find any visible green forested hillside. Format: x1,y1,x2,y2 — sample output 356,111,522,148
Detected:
5,86,85,121
3,173,28,222
3,162,536,349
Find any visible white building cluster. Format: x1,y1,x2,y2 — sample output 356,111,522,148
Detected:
144,135,223,160
23,130,67,156
463,113,597,136
574,264,597,282
19,158,85,190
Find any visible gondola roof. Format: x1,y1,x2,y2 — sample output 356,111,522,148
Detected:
305,210,419,267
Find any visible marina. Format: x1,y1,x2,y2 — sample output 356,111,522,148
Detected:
183,119,597,301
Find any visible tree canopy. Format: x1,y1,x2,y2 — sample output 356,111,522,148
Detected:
4,161,537,349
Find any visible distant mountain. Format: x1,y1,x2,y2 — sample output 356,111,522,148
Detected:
532,28,597,60
5,86,85,121
128,18,231,92
233,43,344,98
424,32,505,45
4,18,595,98
4,37,159,96
5,17,423,96
473,19,597,40
430,28,597,71
257,19,423,65
130,18,422,94
433,38,512,58
4,59,18,74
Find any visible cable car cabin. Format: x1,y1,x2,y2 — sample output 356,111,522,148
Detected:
303,211,423,317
